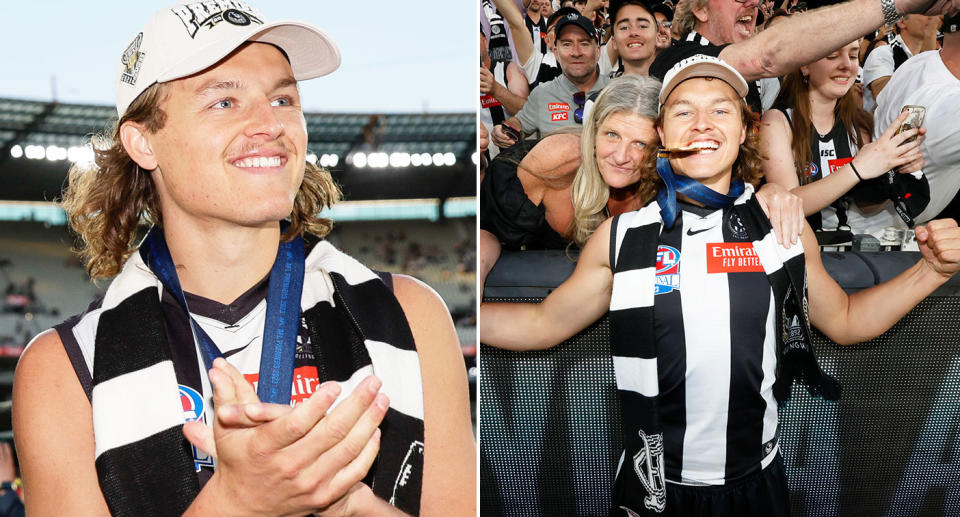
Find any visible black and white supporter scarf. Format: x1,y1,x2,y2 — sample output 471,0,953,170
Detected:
607,185,840,515
86,237,425,517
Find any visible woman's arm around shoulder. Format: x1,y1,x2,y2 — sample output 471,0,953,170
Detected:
392,275,476,517
759,108,801,191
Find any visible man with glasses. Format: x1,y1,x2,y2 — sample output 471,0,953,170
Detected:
652,2,676,49
492,11,609,147
655,0,781,112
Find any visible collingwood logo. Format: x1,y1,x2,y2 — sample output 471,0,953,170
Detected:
633,430,666,513
171,1,264,38
120,33,145,86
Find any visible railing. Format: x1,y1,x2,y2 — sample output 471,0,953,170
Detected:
480,250,960,517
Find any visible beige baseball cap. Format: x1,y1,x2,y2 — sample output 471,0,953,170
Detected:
115,1,341,116
658,54,748,105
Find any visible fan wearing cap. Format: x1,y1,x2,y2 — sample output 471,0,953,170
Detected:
854,11,960,237
13,2,475,517
491,11,611,148
650,0,960,114
480,54,960,516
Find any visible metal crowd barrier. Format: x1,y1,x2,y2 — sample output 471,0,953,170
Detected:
480,250,960,517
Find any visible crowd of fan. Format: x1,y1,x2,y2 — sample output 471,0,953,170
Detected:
480,0,960,276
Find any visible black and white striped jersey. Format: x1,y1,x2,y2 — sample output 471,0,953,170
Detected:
772,106,859,231
618,201,780,485
524,13,548,55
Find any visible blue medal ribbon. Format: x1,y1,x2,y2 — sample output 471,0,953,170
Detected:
142,226,305,404
655,152,745,228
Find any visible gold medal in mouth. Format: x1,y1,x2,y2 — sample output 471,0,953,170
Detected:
657,145,716,158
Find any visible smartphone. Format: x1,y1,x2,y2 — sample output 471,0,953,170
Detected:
501,122,522,142
896,105,925,144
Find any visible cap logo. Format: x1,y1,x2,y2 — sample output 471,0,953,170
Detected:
671,54,720,74
171,1,264,39
567,13,578,20
120,32,145,87
223,9,251,26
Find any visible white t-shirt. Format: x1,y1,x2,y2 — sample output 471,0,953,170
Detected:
862,35,913,113
599,42,615,77
851,50,960,236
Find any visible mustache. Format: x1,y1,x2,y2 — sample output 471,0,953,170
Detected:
226,142,293,160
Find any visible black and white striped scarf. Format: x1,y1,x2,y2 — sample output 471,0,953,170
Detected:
607,186,840,516
90,237,425,516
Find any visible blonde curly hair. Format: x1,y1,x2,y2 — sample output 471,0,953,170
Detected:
61,83,341,279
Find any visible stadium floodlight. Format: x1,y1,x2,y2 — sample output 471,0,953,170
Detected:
10,145,23,159
327,154,339,167
352,152,367,168
306,152,318,165
368,152,389,168
432,153,444,166
420,152,433,166
25,145,45,160
46,145,68,161
442,152,456,166
472,151,479,165
68,146,96,167
389,152,410,168
410,153,423,167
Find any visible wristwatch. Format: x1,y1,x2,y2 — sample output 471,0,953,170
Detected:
880,0,902,26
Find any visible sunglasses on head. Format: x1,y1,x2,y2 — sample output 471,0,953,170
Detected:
573,91,586,124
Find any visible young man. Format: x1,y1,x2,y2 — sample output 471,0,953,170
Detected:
13,3,475,516
480,54,960,516
602,0,661,76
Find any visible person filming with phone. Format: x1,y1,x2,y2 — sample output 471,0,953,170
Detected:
864,11,960,234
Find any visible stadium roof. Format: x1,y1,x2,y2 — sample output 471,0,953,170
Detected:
0,98,477,204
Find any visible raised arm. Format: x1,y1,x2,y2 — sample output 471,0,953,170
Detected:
479,216,615,350
492,0,535,65
719,0,960,81
805,218,960,345
481,62,531,117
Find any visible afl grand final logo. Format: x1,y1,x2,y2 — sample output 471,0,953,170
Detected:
180,385,215,471
654,245,681,295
